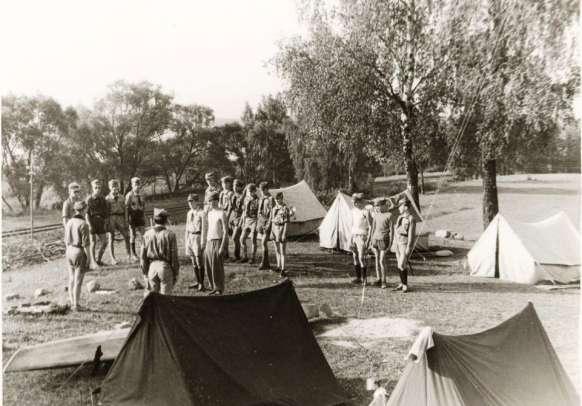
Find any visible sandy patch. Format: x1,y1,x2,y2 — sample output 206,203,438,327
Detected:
319,317,424,340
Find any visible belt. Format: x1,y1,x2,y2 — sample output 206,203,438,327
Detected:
67,244,84,248
189,231,201,235
274,222,285,226
111,212,125,215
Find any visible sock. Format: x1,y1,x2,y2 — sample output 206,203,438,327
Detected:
402,269,408,285
361,266,367,281
354,264,361,279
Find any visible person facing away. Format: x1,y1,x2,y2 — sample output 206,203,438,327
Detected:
125,176,146,262
350,193,372,285
229,179,245,261
62,182,82,227
105,179,131,265
270,191,292,278
239,183,259,264
185,193,205,291
140,209,179,295
64,200,91,311
202,191,228,295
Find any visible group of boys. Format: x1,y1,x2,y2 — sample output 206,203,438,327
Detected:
350,193,416,293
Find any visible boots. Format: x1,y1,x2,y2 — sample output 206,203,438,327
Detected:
361,266,368,286
258,245,271,270
351,264,362,284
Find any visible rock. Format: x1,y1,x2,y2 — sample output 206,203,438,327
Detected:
435,230,451,239
435,249,454,257
32,300,52,306
128,278,144,290
21,302,31,307
86,280,100,293
5,294,21,301
34,288,50,298
452,233,464,240
114,322,132,329
319,303,334,318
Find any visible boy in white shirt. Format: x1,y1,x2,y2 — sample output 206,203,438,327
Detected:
350,193,372,285
185,194,205,291
202,191,228,295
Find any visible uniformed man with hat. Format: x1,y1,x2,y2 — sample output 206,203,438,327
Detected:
185,193,205,291
204,171,220,211
393,197,416,293
140,208,179,295
125,177,146,262
229,179,245,261
64,200,91,311
106,179,131,265
257,181,274,270
219,175,234,259
239,183,259,263
86,179,109,268
350,192,372,285
62,182,82,227
202,190,228,295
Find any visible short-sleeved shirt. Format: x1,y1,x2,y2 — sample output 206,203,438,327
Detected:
125,191,146,226
86,195,108,219
372,212,393,240
206,209,227,241
230,192,244,219
141,225,179,273
351,207,371,235
258,194,273,219
243,196,259,220
396,213,414,239
186,209,204,234
271,204,291,225
219,189,233,211
106,193,125,215
64,215,90,247
62,197,77,221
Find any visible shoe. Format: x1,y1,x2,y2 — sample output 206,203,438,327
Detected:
96,260,105,266
188,283,199,289
392,284,403,291
111,259,119,266
351,278,362,285
129,256,138,263
198,285,205,292
280,270,288,278
240,258,249,263
362,279,368,287
372,279,381,287
208,290,217,295
249,258,256,265
381,283,387,289
401,285,409,293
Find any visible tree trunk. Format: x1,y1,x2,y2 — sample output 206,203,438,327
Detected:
401,111,420,208
419,164,425,195
34,182,44,210
481,158,499,228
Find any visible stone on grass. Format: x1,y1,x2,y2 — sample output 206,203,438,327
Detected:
435,230,450,238
435,249,454,257
128,278,144,290
86,280,100,293
115,321,132,329
453,233,464,240
34,288,50,298
319,303,334,318
5,293,21,301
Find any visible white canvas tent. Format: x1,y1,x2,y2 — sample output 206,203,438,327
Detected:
319,190,428,252
468,212,581,284
271,180,327,237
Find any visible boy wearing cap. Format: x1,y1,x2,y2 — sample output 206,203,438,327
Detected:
204,172,220,211
368,198,394,289
125,177,146,262
64,200,91,311
185,194,205,291
229,179,245,261
62,182,82,227
86,179,109,268
393,198,416,293
257,181,274,270
141,209,179,295
239,183,259,263
106,179,131,265
270,192,292,277
202,191,228,295
219,176,234,260
350,193,372,285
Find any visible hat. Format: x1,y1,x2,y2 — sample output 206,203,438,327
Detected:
206,191,220,202
153,208,168,218
91,179,102,187
68,182,80,191
398,196,410,207
352,193,364,202
221,175,233,183
246,183,257,192
205,172,217,182
73,200,87,211
131,177,141,184
372,197,387,207
259,181,270,190
187,193,198,202
234,179,243,187
108,179,120,188
275,192,284,200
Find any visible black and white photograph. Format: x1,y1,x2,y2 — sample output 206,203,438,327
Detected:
1,0,580,405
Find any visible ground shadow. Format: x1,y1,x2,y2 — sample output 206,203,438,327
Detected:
310,317,349,336
442,184,579,196
336,377,367,405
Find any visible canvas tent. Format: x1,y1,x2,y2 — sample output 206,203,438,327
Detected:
319,189,427,251
468,212,580,284
100,281,348,406
271,180,327,237
387,303,579,406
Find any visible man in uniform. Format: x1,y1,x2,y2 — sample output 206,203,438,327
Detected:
204,171,221,211
62,182,82,227
106,179,131,265
239,183,259,263
257,181,274,270
185,193,205,291
229,179,245,261
202,191,228,295
125,177,146,262
64,200,91,311
367,198,394,289
218,175,234,259
86,179,109,268
140,208,179,295
350,193,372,285
393,197,416,293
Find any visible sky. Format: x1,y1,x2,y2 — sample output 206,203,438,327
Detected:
0,0,304,120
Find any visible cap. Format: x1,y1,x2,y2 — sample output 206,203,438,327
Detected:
73,201,87,211
153,208,168,218
275,192,284,200
131,177,141,184
108,179,120,188
259,181,269,189
221,175,233,183
206,191,220,202
352,193,364,202
234,179,243,187
398,196,410,207
68,182,80,191
373,197,387,207
246,183,257,192
187,193,198,202
205,171,217,182
91,179,102,187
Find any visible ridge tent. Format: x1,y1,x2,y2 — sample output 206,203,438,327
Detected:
319,190,427,252
271,180,327,237
387,303,579,406
468,212,580,284
100,281,348,406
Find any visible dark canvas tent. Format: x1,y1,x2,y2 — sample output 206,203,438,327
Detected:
101,280,348,406
387,303,579,406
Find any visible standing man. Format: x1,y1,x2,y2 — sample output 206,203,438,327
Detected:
257,181,274,270
185,194,205,291
270,192,291,278
350,193,372,286
202,191,228,295
393,198,416,293
368,198,394,289
125,177,146,262
239,183,259,264
86,179,109,268
140,208,179,295
204,171,220,211
62,182,82,227
64,201,91,311
219,175,234,260
106,179,131,265
229,179,245,261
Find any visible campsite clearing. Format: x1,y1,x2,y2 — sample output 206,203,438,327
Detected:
2,173,580,405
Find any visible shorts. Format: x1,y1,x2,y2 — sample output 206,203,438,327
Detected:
350,234,367,254
147,260,174,295
186,233,202,257
372,237,390,251
66,246,88,273
243,217,257,233
129,212,146,228
257,217,271,240
108,214,128,235
89,216,107,235
229,215,242,230
129,225,146,243
395,242,410,269
271,224,286,243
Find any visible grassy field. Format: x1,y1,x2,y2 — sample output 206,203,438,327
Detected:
2,174,580,405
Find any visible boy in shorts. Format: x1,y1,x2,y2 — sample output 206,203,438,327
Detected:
64,200,91,311
367,198,394,289
125,177,146,262
86,179,109,268
239,183,259,264
350,193,372,285
257,181,274,270
219,176,234,259
394,197,416,293
185,194,205,291
270,192,291,278
106,179,131,265
229,179,245,261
